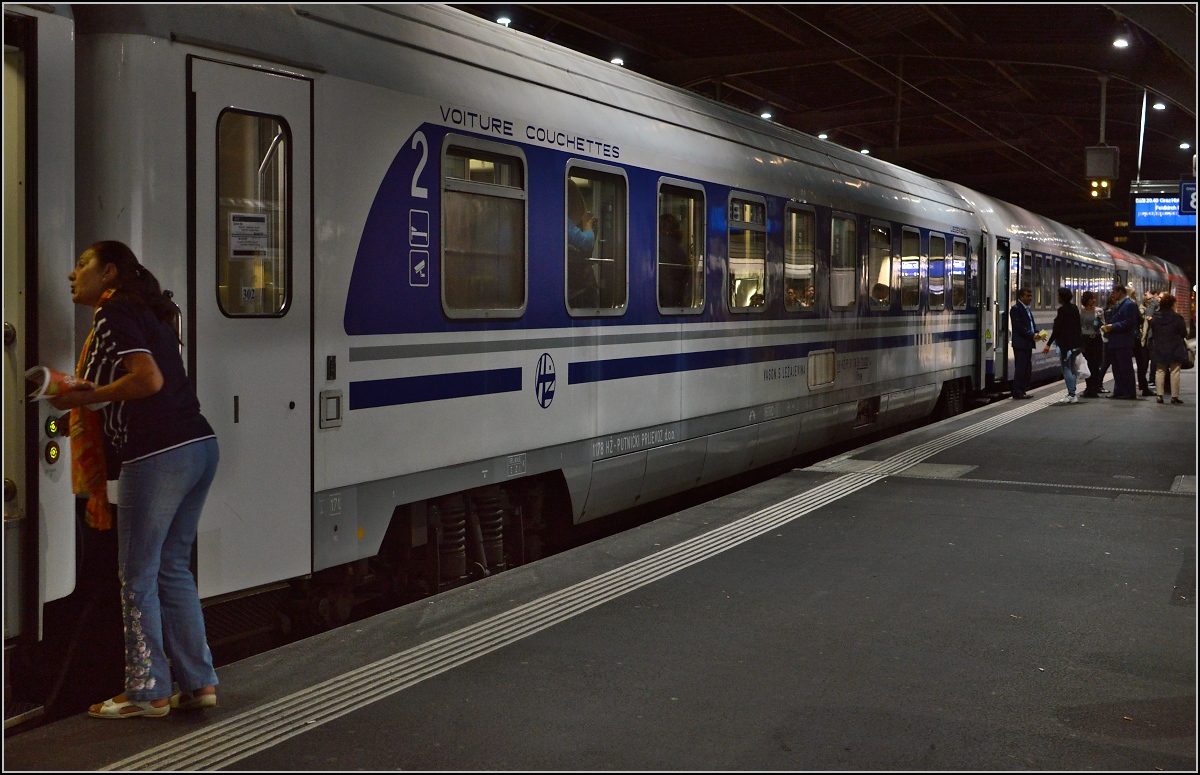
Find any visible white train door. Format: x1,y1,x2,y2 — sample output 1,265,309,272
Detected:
191,58,312,598
994,237,1010,384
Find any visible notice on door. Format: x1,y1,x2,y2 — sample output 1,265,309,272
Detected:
230,213,269,258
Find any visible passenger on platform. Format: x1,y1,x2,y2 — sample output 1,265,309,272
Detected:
1150,293,1189,405
1045,287,1084,404
566,179,599,308
1130,289,1154,396
1009,287,1040,399
52,241,219,718
1143,291,1161,389
1101,284,1139,399
1078,290,1104,398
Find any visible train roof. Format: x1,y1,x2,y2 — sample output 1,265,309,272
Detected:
939,182,1111,265
73,3,975,218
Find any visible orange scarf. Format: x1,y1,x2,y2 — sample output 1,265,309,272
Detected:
70,289,115,530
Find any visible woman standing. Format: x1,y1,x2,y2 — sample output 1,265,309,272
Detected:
1078,291,1104,398
51,241,219,718
1149,293,1189,405
1044,287,1085,404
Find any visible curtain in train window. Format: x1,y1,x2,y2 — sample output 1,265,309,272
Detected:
867,224,891,310
830,215,856,309
657,184,705,311
784,207,816,311
951,239,968,309
566,166,627,312
728,197,766,310
1040,256,1054,308
928,234,946,311
442,146,526,313
216,110,290,316
900,229,920,309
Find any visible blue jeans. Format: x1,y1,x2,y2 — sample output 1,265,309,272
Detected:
1059,347,1081,396
117,437,219,701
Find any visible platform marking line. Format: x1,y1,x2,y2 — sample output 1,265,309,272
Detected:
103,390,1065,771
915,476,1196,497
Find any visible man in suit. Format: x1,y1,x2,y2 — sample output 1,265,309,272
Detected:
1010,287,1039,399
1102,284,1140,399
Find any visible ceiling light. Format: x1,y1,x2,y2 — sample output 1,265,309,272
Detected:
496,16,511,27
1113,23,1132,48
610,57,624,66
760,112,773,120
860,148,870,154
817,133,828,140
1182,142,1193,150
1091,189,1099,197
1152,101,1166,110
1112,37,1129,48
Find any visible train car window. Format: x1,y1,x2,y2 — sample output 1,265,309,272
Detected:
783,206,816,312
565,163,627,314
1033,254,1044,308
441,140,527,317
1021,250,1034,298
928,233,946,311
867,223,891,310
951,239,968,309
728,195,767,311
657,181,705,313
216,110,290,316
900,228,920,310
1053,258,1061,302
830,214,857,310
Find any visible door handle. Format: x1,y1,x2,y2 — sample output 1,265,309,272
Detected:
4,322,15,347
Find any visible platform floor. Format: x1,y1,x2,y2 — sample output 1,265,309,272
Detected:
6,372,1196,771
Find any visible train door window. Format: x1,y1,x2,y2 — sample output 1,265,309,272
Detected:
1021,250,1033,298
928,233,946,311
830,213,857,310
951,238,968,309
216,110,290,316
727,194,767,311
867,222,891,310
900,228,921,310
565,162,627,315
441,139,527,317
1041,256,1054,308
783,205,816,312
657,180,705,313
1053,257,1062,302
1033,254,1044,307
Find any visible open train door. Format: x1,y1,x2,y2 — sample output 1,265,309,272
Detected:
190,57,313,599
993,237,1011,388
4,5,76,726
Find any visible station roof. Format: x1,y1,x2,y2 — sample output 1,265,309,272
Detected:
453,3,1196,283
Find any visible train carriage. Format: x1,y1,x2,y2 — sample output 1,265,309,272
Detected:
3,4,1181,688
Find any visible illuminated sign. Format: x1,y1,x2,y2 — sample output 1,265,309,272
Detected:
1131,195,1197,230
899,260,920,278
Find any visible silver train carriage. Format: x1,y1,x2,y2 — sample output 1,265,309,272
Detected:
4,4,1181,646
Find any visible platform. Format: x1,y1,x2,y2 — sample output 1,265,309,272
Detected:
5,372,1196,771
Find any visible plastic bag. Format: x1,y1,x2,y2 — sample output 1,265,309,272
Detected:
1075,352,1090,380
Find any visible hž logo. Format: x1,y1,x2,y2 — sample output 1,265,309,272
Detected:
535,353,556,408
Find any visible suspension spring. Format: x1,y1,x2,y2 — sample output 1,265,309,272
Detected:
471,487,506,572
434,494,467,582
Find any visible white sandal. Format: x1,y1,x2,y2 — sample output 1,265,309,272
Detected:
170,690,217,710
88,696,170,719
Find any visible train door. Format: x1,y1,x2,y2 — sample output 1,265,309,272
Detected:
190,58,312,598
974,233,988,389
993,237,1010,385
4,7,76,651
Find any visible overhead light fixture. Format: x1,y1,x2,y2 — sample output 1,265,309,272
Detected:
1152,101,1166,110
1112,36,1129,48
1182,142,1193,150
860,148,870,154
760,112,773,120
817,133,829,140
610,57,624,66
1113,23,1131,48
496,16,511,27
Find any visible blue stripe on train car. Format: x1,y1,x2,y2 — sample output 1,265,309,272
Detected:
349,367,523,410
568,328,975,385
